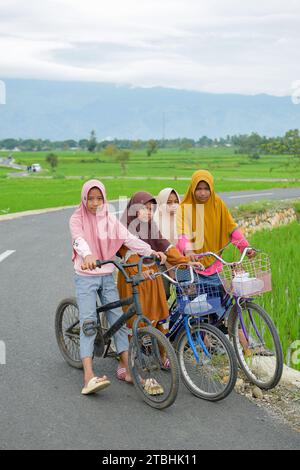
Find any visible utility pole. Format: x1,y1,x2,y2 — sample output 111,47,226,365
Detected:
162,112,166,147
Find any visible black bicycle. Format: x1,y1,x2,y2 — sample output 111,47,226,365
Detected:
55,255,180,410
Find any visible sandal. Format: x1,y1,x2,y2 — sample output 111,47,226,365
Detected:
143,378,164,396
244,346,275,357
117,368,127,381
81,376,111,395
252,346,275,357
117,367,133,384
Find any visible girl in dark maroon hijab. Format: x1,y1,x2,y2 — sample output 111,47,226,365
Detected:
118,191,200,367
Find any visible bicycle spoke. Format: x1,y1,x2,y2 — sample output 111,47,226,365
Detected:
179,326,234,399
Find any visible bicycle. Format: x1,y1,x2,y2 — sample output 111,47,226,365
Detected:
180,247,284,390
55,255,180,410
151,265,238,402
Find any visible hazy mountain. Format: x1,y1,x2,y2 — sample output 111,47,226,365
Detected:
0,79,299,140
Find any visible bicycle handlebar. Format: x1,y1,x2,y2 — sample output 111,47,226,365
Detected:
150,264,195,285
150,247,260,285
95,254,161,284
192,246,259,265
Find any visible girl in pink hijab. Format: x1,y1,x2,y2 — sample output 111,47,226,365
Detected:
70,180,163,396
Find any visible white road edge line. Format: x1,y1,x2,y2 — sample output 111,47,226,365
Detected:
229,192,274,200
0,250,16,263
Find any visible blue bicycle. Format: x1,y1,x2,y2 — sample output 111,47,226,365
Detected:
153,265,238,402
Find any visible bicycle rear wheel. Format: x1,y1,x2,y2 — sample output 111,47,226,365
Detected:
128,326,180,410
177,322,238,401
228,301,283,390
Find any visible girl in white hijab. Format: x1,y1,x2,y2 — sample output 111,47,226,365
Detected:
154,188,181,299
154,188,180,246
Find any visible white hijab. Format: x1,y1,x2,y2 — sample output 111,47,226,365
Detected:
154,188,181,245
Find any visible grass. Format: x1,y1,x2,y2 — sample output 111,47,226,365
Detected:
0,166,22,176
1,177,300,214
249,223,300,371
231,199,300,219
0,148,299,214
2,147,300,180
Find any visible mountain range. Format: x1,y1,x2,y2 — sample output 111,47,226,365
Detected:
0,79,299,140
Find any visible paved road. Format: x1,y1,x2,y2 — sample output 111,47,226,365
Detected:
220,187,300,206
0,190,299,450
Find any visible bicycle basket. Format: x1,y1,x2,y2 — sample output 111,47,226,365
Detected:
176,276,224,317
218,252,272,297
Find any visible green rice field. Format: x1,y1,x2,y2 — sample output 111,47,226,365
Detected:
0,148,300,214
1,147,300,179
248,223,300,371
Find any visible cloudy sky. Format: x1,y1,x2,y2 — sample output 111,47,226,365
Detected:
0,0,300,96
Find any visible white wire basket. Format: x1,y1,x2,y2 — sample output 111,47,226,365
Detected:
218,252,272,297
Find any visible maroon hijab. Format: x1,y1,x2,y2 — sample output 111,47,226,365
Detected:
121,192,171,252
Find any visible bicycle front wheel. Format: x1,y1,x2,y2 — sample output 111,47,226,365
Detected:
228,301,283,390
128,326,180,410
55,298,82,369
177,322,238,401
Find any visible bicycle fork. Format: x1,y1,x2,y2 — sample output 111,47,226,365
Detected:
184,317,210,363
236,298,263,344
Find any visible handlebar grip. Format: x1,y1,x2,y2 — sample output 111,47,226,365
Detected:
143,254,160,263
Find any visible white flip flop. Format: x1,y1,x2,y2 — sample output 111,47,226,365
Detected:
143,378,164,396
81,377,111,395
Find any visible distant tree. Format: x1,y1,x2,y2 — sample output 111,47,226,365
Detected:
198,136,213,147
79,139,89,150
46,153,58,171
87,130,97,153
22,139,38,151
262,130,300,161
281,129,300,159
63,140,78,149
179,138,194,151
116,150,130,176
234,133,265,159
147,139,158,156
1,138,19,150
132,140,143,150
104,144,118,157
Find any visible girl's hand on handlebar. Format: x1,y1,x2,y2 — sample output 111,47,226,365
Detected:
152,251,167,265
143,269,156,280
188,261,205,270
81,255,97,270
247,248,257,259
185,251,199,263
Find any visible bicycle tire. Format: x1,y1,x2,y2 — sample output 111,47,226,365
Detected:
55,297,83,369
176,322,238,401
128,326,180,410
228,301,283,390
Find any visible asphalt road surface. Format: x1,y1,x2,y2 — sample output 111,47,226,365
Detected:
0,188,299,450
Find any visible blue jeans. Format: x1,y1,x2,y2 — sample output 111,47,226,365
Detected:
75,273,129,359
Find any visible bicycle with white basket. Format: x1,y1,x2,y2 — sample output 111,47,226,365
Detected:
154,246,283,392
184,247,283,390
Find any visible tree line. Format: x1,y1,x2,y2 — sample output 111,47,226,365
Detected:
1,129,299,161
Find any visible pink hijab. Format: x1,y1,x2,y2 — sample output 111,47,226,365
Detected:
70,179,128,261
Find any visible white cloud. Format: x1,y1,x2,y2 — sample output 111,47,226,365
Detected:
0,0,300,95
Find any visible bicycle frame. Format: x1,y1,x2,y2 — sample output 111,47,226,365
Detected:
156,256,260,360
94,257,162,366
